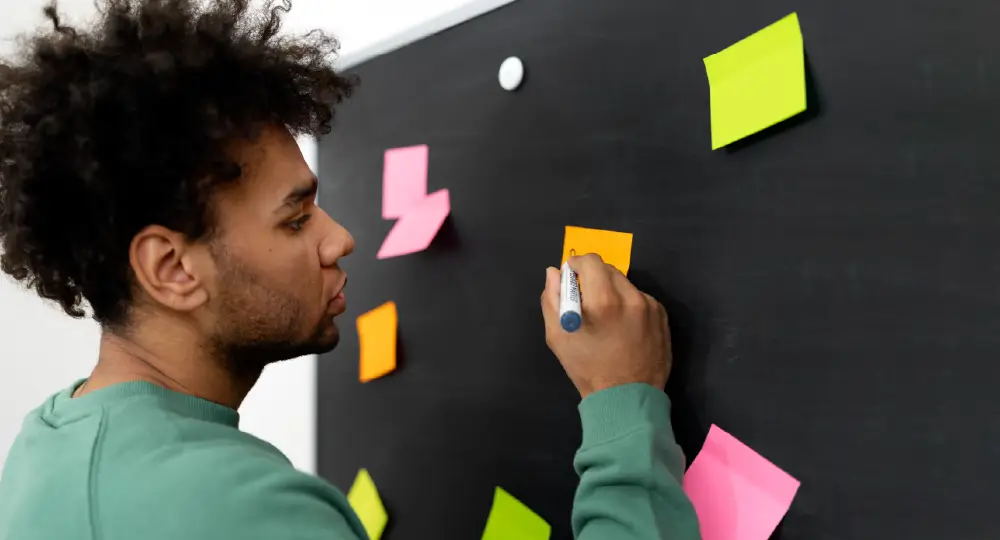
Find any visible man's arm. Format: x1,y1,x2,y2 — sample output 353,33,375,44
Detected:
573,384,700,539
541,254,701,539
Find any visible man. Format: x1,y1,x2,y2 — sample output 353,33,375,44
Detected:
0,1,700,539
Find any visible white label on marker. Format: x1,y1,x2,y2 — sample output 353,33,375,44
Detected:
562,263,580,305
559,260,582,332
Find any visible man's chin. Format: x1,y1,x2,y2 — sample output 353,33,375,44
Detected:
267,333,338,362
309,332,339,355
254,323,339,363
305,320,340,355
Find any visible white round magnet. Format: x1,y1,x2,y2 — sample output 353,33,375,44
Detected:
498,56,524,91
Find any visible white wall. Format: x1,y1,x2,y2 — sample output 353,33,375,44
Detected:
0,0,492,474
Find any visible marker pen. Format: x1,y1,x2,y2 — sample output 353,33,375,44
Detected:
559,260,582,332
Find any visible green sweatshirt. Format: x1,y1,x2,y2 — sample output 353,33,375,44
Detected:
0,380,699,540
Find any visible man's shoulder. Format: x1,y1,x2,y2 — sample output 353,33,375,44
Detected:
95,411,362,538
95,391,285,459
107,433,304,499
96,397,302,490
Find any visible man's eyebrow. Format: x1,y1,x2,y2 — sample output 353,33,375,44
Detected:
275,177,318,213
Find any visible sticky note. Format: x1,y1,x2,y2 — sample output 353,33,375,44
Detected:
382,145,428,219
561,226,634,275
683,425,800,540
347,469,388,540
377,189,450,259
704,13,806,149
378,144,451,258
356,301,397,383
481,487,551,540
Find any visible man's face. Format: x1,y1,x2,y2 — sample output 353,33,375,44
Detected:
206,125,353,365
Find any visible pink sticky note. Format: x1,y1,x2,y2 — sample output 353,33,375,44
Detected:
683,425,800,540
382,145,429,219
376,189,450,259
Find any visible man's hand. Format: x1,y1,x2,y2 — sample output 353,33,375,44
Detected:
541,254,673,399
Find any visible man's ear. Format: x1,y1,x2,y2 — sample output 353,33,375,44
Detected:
129,225,211,313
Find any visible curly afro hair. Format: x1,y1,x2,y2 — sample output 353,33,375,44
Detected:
0,0,355,327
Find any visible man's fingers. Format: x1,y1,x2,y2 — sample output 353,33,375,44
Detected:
541,266,565,348
641,292,670,340
607,263,634,294
567,253,614,305
541,266,560,324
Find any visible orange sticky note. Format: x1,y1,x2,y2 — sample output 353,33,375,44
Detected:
357,301,397,383
561,226,634,275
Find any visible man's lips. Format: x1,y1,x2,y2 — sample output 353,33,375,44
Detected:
327,281,347,315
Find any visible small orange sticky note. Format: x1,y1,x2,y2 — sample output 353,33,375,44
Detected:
561,226,634,275
357,301,397,383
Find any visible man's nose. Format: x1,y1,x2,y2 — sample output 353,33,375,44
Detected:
319,218,354,268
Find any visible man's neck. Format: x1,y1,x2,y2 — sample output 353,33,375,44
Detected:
77,328,261,410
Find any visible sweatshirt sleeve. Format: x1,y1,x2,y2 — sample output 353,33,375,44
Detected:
572,383,702,540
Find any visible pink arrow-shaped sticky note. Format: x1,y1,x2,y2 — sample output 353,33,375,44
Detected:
683,425,800,540
376,189,450,259
382,145,428,220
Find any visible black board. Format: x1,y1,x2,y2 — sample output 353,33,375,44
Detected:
317,0,1000,538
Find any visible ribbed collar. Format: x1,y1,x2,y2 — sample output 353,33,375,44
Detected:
51,379,240,428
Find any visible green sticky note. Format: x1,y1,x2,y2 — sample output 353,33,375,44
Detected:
704,13,806,149
481,487,551,540
347,469,388,540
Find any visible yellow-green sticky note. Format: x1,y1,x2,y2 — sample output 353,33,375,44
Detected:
704,13,806,149
481,487,551,540
347,469,388,540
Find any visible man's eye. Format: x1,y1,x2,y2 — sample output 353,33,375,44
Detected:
287,214,312,232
